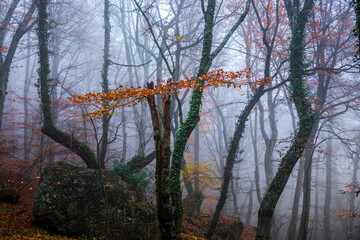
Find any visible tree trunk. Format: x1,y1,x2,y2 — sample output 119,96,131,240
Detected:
47,3,61,164
0,0,37,131
121,108,127,161
287,87,301,240
298,122,319,240
246,182,254,224
287,157,304,240
324,137,332,240
313,160,320,240
206,86,265,240
146,83,175,239
252,109,262,204
256,0,315,238
348,151,359,240
37,0,99,169
23,32,32,161
98,0,111,168
171,0,251,233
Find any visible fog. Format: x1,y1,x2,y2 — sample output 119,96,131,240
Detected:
0,0,359,239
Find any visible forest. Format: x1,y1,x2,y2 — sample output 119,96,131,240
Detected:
0,0,359,239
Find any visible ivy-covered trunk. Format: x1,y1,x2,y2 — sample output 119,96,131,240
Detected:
37,0,99,169
255,0,315,239
170,0,251,234
170,1,216,234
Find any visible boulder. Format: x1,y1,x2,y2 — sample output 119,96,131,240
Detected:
0,184,19,203
216,219,244,240
33,162,155,240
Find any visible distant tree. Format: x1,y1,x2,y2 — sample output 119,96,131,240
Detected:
298,0,355,238
256,0,316,238
0,0,38,131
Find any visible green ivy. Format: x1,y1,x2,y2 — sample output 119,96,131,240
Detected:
110,159,152,193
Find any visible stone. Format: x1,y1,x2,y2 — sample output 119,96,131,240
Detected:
0,184,19,203
33,162,155,240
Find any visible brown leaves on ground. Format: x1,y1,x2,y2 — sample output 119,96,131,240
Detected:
182,213,255,240
1,179,255,240
0,182,76,239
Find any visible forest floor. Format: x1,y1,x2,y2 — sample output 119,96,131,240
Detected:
0,186,256,240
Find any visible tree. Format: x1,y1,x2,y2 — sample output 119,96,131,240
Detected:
297,1,356,237
98,0,110,169
130,0,254,236
37,0,99,169
170,0,252,234
0,0,38,131
256,0,316,238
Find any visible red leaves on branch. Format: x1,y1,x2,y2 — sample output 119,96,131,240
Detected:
71,69,271,119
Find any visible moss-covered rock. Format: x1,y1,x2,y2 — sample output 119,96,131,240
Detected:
33,162,155,240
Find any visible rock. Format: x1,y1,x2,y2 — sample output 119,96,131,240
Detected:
216,219,244,240
183,191,204,218
0,185,19,203
33,162,155,240
227,221,244,240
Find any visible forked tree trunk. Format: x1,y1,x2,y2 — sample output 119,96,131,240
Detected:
255,0,315,238
171,0,252,234
146,82,175,239
37,0,99,169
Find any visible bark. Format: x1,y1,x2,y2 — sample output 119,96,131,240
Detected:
258,98,278,186
0,0,38,131
251,109,262,204
324,137,332,240
37,0,99,169
99,0,110,168
231,178,239,216
286,94,302,240
246,183,254,224
126,151,156,170
121,108,127,161
47,3,61,163
313,160,320,240
23,32,31,161
146,82,175,239
255,0,315,238
171,0,251,233
348,151,359,240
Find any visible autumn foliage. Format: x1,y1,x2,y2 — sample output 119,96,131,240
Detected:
71,69,271,118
